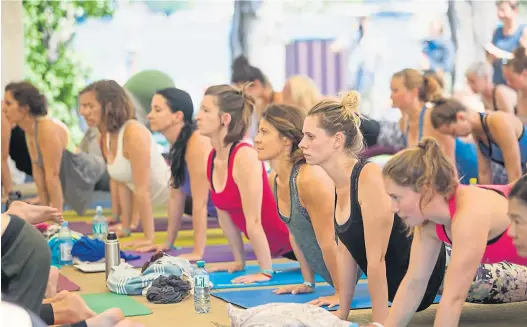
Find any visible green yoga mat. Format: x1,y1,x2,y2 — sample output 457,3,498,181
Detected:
81,293,152,317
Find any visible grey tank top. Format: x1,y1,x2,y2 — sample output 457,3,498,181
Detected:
273,162,333,285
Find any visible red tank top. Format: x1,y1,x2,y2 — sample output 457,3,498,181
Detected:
207,142,292,257
436,185,527,265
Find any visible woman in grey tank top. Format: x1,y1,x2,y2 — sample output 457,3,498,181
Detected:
253,103,340,307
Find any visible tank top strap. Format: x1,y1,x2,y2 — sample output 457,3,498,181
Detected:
418,105,427,141
492,87,499,111
116,121,133,157
227,141,249,174
479,112,493,141
26,119,44,167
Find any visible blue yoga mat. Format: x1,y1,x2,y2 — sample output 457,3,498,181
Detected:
212,283,441,310
210,262,365,290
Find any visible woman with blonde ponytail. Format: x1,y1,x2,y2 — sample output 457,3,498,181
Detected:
300,91,446,325
253,103,340,306
381,137,527,327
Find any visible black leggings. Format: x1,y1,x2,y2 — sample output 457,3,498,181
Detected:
282,251,297,261
40,304,88,327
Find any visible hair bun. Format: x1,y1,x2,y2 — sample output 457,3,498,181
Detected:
341,90,361,116
232,55,250,70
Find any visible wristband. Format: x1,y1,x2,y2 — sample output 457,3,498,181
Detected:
303,281,315,289
261,269,274,278
371,323,384,327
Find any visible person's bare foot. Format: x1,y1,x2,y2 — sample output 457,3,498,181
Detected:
42,290,69,304
85,308,125,327
45,266,59,298
53,292,96,324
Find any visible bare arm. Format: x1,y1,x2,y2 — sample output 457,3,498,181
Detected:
1,113,13,194
384,225,443,327
165,186,186,248
31,164,49,206
335,239,360,320
186,134,213,256
358,164,395,324
489,115,523,182
297,165,339,290
289,233,315,283
39,123,64,211
124,122,154,241
217,208,245,266
232,147,273,271
433,199,492,326
476,141,493,185
495,85,516,114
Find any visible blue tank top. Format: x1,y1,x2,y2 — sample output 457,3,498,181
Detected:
181,166,217,217
492,24,525,85
478,112,527,169
404,107,479,185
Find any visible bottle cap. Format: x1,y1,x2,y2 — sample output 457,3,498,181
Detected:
61,221,69,227
469,178,477,185
96,206,103,214
196,260,205,268
106,231,118,241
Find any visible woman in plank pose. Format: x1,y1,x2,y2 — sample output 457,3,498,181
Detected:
196,84,292,284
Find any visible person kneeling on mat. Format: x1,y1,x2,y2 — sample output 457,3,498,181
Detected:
380,137,527,327
196,84,293,284
254,103,340,306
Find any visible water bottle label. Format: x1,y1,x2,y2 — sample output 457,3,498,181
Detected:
195,275,209,288
93,222,108,236
60,243,72,261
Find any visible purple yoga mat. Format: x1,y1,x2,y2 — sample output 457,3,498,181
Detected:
125,243,257,268
69,217,219,235
58,273,80,292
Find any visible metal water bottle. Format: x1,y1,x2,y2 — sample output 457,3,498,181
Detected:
104,231,120,280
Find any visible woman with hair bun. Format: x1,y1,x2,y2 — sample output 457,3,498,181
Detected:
196,84,292,284
253,103,340,306
2,81,106,214
381,138,527,326
300,91,446,325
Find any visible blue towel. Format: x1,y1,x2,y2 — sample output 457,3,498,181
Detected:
71,236,140,262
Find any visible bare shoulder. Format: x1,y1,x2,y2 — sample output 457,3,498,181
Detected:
358,162,383,185
297,164,333,189
123,120,149,138
233,143,259,163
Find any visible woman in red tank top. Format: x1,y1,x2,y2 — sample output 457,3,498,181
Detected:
196,84,292,284
380,137,527,327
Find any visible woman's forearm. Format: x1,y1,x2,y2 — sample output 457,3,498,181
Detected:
33,167,49,205
246,223,273,271
135,192,155,241
192,206,208,255
433,296,465,327
1,159,13,194
45,175,63,211
320,242,340,292
384,277,429,327
367,261,389,324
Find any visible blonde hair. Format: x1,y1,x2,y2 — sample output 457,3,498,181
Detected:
382,137,458,209
392,69,443,103
285,75,321,112
308,90,363,155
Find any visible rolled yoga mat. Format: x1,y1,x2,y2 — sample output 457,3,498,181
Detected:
68,217,219,235
212,283,441,310
57,273,80,292
125,243,256,268
81,293,152,317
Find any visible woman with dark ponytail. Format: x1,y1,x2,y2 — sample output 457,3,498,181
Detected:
141,88,216,260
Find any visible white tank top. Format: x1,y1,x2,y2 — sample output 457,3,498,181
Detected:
106,121,170,206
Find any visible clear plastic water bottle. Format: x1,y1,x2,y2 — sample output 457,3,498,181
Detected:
92,206,108,240
193,260,210,314
58,222,73,266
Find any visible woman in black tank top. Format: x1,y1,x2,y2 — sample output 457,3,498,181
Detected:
299,92,446,325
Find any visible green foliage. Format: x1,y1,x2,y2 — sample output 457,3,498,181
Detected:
23,0,114,144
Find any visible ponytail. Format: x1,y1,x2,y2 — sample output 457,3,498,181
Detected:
382,137,458,208
170,121,196,188
419,74,443,103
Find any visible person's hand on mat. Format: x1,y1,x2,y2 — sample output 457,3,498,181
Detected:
273,284,314,295
231,273,271,284
7,201,63,224
122,239,154,249
333,308,349,320
134,243,169,253
208,262,245,273
309,294,339,308
178,251,204,262
110,224,132,238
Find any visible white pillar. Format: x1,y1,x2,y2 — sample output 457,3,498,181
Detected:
1,1,25,90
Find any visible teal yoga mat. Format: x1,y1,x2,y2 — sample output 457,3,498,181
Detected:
212,283,441,310
209,262,366,290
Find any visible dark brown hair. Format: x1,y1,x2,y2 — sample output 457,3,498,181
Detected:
5,81,47,116
392,68,443,103
430,98,467,129
308,90,364,155
204,84,255,144
512,46,527,74
382,137,459,208
80,80,135,133
231,55,267,86
261,104,306,164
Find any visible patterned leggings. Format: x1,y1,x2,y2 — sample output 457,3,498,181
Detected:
442,245,527,303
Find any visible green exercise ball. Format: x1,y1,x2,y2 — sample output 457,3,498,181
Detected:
124,70,175,116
